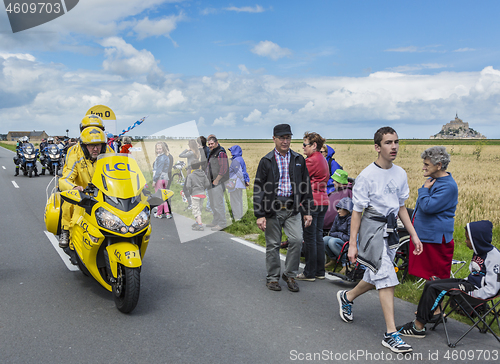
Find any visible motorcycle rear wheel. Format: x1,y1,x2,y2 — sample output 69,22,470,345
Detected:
112,265,140,313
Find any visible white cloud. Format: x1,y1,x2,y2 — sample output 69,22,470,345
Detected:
100,37,163,78
133,13,185,40
385,45,443,53
239,64,250,74
454,48,476,52
389,63,448,72
213,112,236,126
197,116,206,127
225,5,265,13
0,53,36,61
251,40,292,60
243,109,263,123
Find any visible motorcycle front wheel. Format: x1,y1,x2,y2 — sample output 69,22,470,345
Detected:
112,265,140,313
28,166,33,178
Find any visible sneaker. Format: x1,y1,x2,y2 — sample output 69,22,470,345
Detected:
154,212,164,218
165,213,173,219
266,281,281,291
396,321,426,338
192,225,204,231
382,332,413,353
337,290,353,323
59,229,69,248
282,274,299,292
187,205,192,210
315,275,325,280
211,225,223,231
206,222,217,227
192,222,199,228
296,273,315,282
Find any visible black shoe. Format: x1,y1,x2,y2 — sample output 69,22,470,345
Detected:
282,274,299,292
41,170,45,175
266,281,281,291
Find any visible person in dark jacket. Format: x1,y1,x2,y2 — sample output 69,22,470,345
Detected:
323,169,353,232
324,197,353,269
253,124,313,293
397,220,500,339
205,135,229,230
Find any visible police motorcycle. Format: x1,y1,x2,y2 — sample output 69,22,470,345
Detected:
42,144,63,176
17,142,40,177
44,153,173,313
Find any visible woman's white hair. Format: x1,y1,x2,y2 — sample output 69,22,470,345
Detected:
421,146,450,170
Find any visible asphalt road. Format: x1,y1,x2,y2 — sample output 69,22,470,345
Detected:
0,146,498,364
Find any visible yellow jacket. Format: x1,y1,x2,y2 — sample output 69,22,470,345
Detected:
59,143,113,191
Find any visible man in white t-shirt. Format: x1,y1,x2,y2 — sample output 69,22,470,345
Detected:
336,126,423,354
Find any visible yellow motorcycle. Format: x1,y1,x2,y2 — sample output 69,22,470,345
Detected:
45,154,172,313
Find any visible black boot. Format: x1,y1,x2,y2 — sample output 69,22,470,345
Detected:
14,167,19,176
59,229,69,248
41,168,45,175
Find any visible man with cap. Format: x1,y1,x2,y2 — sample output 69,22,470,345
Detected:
253,124,313,292
323,169,353,234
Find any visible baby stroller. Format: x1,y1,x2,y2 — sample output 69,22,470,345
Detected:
327,240,365,282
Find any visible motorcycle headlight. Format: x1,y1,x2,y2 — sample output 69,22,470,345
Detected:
130,207,150,232
26,155,35,160
95,207,128,233
54,154,60,159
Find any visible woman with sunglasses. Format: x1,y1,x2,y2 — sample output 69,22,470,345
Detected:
296,132,330,281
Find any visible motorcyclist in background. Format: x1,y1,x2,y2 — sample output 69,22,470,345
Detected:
39,137,55,175
58,126,109,248
58,115,112,248
14,136,30,176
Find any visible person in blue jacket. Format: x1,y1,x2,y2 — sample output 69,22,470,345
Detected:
409,146,459,280
227,145,250,221
322,144,342,195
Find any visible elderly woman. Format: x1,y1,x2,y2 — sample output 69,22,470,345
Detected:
296,132,330,281
409,146,458,280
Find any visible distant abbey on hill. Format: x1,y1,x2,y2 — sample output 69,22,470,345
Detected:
430,114,486,139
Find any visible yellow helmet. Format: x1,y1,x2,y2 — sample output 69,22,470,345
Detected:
80,114,105,132
80,127,107,144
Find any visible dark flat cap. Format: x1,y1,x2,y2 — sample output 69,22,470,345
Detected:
273,124,293,137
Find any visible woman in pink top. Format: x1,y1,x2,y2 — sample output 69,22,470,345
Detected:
296,132,330,281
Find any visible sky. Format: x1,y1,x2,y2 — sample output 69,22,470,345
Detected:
1,0,500,139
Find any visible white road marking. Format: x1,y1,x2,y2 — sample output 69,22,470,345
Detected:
230,237,341,281
12,181,19,188
44,231,79,271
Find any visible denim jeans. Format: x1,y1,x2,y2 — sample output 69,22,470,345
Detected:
302,205,328,278
324,236,347,265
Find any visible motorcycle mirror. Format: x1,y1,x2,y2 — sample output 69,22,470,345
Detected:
147,189,171,208
60,190,84,205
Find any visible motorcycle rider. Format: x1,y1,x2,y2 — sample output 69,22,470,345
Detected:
39,137,55,175
58,127,108,248
14,136,36,176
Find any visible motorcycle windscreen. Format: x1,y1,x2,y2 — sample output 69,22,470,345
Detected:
48,145,59,155
92,154,147,199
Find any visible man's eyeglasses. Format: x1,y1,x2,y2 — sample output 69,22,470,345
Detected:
303,143,311,147
276,136,291,141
